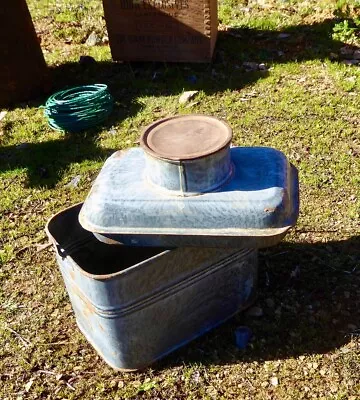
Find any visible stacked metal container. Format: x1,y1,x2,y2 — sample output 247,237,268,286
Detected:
46,115,299,370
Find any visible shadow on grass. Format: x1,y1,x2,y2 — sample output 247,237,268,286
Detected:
0,98,142,187
48,18,359,94
1,18,359,187
0,135,115,187
155,236,360,368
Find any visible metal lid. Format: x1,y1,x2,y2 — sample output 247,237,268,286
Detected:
140,115,232,161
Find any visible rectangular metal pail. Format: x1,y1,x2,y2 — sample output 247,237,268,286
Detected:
46,204,258,370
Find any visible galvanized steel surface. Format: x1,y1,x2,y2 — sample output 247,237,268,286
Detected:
79,146,299,248
140,115,233,195
46,204,258,370
143,146,233,196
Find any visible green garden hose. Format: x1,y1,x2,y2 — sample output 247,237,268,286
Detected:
44,84,113,132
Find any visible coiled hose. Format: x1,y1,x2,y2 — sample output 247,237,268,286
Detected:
44,84,113,132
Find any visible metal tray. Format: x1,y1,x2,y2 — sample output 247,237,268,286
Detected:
46,204,258,370
79,146,299,248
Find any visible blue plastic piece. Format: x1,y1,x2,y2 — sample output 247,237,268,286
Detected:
235,326,252,349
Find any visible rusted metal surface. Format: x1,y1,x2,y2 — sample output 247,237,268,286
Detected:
0,0,48,106
140,115,232,160
79,146,299,248
46,204,258,370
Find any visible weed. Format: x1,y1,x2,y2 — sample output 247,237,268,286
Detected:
332,18,360,45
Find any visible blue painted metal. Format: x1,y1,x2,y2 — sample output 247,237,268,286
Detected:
140,115,233,196
79,146,299,248
143,146,233,196
46,204,258,371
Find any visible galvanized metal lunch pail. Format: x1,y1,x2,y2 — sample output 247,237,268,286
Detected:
46,203,258,370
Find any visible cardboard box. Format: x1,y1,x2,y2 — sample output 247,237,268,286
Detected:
102,0,218,63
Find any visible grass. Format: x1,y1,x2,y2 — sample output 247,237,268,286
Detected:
1,0,360,399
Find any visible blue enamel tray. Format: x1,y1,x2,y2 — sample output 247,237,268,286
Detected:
79,146,299,248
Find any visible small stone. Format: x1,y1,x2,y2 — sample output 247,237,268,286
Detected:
192,370,201,384
258,63,268,70
299,355,306,361
66,175,81,188
85,31,100,46
243,61,259,71
261,381,269,388
290,265,300,278
0,110,7,121
118,380,125,388
340,46,354,58
179,90,198,104
343,59,360,65
330,385,338,393
25,379,35,392
278,33,290,39
277,50,285,57
353,49,360,60
246,306,263,317
102,35,109,44
270,376,279,386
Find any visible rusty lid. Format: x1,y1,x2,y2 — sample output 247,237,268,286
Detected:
140,115,232,161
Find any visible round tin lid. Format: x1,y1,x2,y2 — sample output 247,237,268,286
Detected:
140,115,232,161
